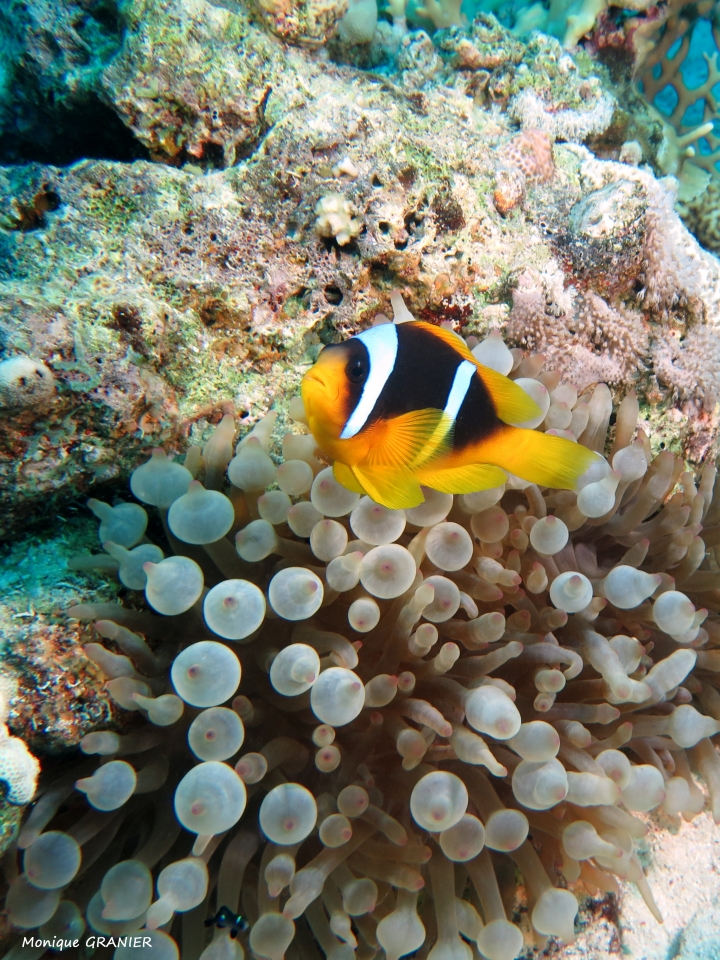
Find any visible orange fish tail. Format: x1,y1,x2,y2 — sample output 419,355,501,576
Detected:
481,427,600,490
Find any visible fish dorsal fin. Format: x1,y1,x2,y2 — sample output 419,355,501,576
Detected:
333,460,367,495
352,464,425,509
412,322,477,362
417,462,509,495
410,322,541,425
365,408,451,470
474,364,541,425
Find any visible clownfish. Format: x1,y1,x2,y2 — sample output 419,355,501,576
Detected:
302,321,599,509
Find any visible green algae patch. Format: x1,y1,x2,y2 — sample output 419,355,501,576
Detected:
0,797,22,858
0,516,119,625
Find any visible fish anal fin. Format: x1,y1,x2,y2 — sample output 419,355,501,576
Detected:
352,465,425,510
417,463,508,495
366,408,451,470
478,364,542,425
334,461,366,495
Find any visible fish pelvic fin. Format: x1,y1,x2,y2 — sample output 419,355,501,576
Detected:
479,426,601,490
417,462,508,495
333,461,367,495
477,365,542,425
352,464,425,509
365,408,452,471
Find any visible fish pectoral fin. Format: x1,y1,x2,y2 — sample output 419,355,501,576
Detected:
333,461,367,495
366,408,451,470
352,465,425,510
417,462,509,495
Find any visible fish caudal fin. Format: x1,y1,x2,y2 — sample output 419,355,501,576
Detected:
480,427,601,490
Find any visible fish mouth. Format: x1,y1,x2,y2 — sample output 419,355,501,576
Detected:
304,372,339,402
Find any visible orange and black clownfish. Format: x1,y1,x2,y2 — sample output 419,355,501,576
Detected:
301,321,600,510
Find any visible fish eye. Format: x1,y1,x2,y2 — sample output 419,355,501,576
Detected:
347,358,367,383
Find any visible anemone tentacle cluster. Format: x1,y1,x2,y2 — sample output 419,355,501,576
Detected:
5,328,720,960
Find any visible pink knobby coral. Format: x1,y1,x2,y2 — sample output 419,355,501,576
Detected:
502,129,555,184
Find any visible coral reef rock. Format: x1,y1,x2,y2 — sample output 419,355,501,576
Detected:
4,13,720,536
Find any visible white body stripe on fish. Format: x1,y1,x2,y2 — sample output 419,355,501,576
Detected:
340,323,399,439
409,358,476,469
443,359,475,423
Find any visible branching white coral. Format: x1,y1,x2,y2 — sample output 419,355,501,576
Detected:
315,193,362,246
505,263,647,388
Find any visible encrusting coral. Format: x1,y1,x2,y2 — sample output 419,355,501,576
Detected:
503,145,720,452
5,315,720,960
248,0,350,46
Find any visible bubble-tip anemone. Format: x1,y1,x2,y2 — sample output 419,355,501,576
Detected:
17,329,720,959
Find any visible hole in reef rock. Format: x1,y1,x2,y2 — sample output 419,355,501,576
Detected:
324,285,344,305
0,96,150,166
199,141,225,168
12,185,62,231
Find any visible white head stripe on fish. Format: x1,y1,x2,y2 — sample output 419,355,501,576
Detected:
340,323,399,439
443,359,476,423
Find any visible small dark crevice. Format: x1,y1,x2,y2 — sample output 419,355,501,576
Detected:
404,210,424,234
324,285,344,305
233,85,273,165
318,236,360,257
398,165,417,188
12,185,61,231
431,188,465,233
199,141,225,169
199,298,228,327
111,304,142,335
109,303,147,355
